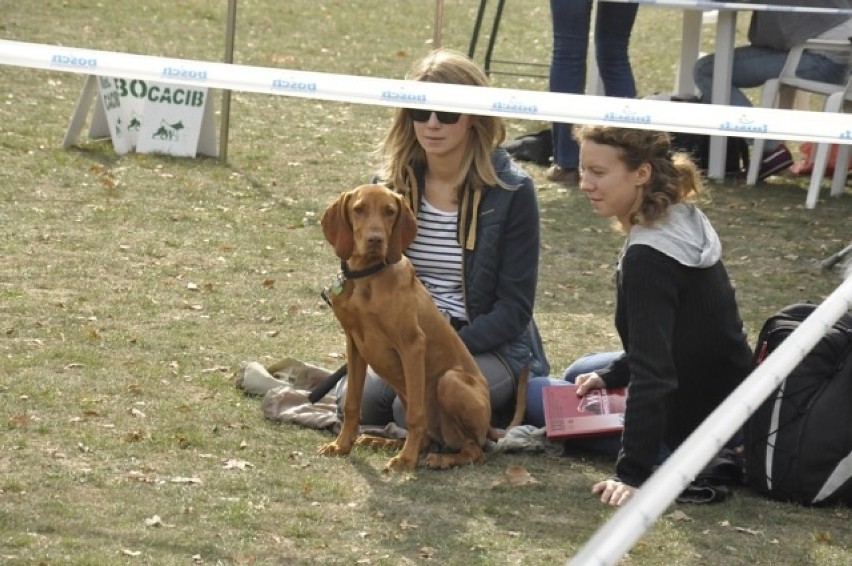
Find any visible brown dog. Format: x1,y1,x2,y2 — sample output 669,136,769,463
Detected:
318,184,525,471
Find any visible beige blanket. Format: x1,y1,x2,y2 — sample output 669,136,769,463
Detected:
237,360,407,440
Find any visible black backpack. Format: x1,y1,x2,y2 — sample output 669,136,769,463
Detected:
670,131,750,177
654,94,750,176
744,303,852,505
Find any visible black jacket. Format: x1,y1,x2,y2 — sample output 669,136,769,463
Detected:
599,245,753,487
748,0,851,51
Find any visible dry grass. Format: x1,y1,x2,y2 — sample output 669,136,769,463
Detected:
1,1,850,565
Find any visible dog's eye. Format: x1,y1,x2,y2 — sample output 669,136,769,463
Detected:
384,206,397,217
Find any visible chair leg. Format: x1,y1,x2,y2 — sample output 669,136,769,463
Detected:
468,0,488,58
830,143,850,197
483,0,506,76
805,143,833,209
746,138,766,185
746,79,782,186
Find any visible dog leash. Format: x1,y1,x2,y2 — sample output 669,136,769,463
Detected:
308,363,348,404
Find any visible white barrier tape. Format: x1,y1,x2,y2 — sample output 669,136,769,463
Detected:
569,274,852,566
2,39,852,145
604,0,852,15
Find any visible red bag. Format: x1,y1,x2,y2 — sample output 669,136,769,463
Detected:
790,142,852,176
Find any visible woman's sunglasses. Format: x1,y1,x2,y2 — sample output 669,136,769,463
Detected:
407,108,462,124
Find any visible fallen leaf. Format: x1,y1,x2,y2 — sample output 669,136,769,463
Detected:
419,546,435,559
127,471,155,483
170,476,202,484
223,459,254,470
145,515,164,527
124,429,146,443
497,464,540,487
733,526,761,536
9,415,28,427
666,510,692,522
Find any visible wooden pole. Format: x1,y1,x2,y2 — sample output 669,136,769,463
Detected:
219,0,237,163
432,0,444,49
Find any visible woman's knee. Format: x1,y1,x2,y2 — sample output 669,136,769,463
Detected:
562,351,622,382
525,376,570,427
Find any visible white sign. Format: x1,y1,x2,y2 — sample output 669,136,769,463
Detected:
95,76,139,155
64,75,216,158
132,80,211,157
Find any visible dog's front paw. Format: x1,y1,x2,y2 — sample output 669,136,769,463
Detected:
383,454,418,473
424,453,454,470
317,441,351,457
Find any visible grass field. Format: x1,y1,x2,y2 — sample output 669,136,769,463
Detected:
1,1,851,564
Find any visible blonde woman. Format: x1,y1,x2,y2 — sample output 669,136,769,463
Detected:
334,49,549,429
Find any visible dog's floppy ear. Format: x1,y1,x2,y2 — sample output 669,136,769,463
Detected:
321,191,354,260
386,194,417,264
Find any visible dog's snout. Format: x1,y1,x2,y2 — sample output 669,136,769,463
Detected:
366,231,386,247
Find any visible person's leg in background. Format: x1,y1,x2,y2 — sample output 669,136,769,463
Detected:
693,45,787,108
593,1,638,99
692,45,847,180
562,351,624,382
546,0,593,186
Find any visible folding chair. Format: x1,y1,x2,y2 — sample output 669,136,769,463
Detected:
745,39,852,209
468,0,549,79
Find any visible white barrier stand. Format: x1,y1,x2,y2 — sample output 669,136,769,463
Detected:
63,74,216,157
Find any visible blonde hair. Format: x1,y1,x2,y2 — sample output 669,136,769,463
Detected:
376,49,508,195
573,125,706,227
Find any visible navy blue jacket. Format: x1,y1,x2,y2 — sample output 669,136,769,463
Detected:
401,148,550,381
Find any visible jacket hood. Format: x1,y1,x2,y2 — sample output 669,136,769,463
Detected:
623,203,722,268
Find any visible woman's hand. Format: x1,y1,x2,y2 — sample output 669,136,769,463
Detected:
574,372,606,396
592,478,637,507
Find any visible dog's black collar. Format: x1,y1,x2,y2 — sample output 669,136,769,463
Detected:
321,259,390,307
340,258,388,279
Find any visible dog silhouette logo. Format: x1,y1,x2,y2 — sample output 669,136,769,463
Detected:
151,120,185,141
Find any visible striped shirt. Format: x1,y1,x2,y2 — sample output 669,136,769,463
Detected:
405,199,467,321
